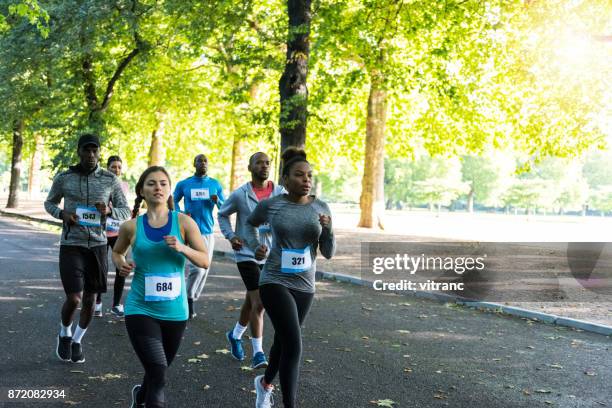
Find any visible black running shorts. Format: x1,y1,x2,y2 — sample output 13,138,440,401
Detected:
237,261,263,291
59,245,108,294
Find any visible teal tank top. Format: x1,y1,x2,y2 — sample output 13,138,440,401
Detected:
125,211,188,321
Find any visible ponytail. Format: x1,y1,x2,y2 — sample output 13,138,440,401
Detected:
132,195,143,219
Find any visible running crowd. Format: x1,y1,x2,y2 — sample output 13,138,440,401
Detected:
44,134,336,408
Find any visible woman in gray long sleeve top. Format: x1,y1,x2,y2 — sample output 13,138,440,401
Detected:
246,147,335,408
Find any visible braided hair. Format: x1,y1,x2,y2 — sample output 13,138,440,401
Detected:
132,166,174,218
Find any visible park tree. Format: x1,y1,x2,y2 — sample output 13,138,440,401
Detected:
314,0,521,228
0,1,55,207
460,154,513,212
279,0,311,159
172,0,285,189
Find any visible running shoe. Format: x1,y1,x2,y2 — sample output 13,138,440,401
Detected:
110,304,124,317
94,302,103,317
254,375,274,408
56,335,72,362
251,352,268,369
71,342,85,363
226,330,245,361
130,384,144,408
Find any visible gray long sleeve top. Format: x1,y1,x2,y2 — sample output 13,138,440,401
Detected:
44,164,131,248
244,194,336,293
217,181,285,263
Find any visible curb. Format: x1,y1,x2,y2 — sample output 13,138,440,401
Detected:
315,271,612,337
3,209,612,337
0,209,62,227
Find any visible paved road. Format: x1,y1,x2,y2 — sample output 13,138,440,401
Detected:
0,215,610,407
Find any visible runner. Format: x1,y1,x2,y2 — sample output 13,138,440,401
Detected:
44,134,130,363
244,147,336,408
112,166,208,408
173,154,224,319
95,155,130,317
218,152,284,367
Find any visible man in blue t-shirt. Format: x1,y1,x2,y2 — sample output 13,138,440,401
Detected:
173,154,225,318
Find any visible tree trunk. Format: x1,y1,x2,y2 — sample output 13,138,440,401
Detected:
28,133,44,198
7,120,24,208
148,112,166,166
315,176,323,197
278,0,311,178
230,136,246,191
357,70,387,229
467,187,474,213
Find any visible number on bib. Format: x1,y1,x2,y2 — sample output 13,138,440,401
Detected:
190,188,210,200
106,217,122,232
76,205,101,227
145,274,181,301
281,246,312,274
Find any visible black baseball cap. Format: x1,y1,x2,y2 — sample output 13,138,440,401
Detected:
77,134,101,148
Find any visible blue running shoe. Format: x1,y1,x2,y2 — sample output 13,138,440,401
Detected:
251,352,268,369
226,330,245,361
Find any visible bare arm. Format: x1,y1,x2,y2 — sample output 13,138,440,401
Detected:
164,213,209,269
112,219,137,277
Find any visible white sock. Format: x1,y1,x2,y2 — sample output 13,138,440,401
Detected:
232,322,248,340
72,325,87,344
252,337,263,355
60,322,72,338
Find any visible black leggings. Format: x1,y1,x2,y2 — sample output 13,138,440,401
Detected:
97,236,126,305
260,284,314,408
125,315,186,408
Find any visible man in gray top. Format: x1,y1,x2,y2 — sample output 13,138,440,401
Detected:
45,134,130,364
218,152,284,368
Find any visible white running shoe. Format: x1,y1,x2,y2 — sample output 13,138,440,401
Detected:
94,302,103,317
254,375,274,408
110,304,124,317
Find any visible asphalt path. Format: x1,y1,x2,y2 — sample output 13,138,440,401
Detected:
0,215,610,407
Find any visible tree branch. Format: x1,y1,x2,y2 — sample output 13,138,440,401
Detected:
99,34,141,112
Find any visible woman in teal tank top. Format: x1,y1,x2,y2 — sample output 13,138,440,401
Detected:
112,166,209,408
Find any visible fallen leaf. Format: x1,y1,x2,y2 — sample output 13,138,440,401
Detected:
370,399,396,407
584,370,597,376
197,354,209,359
535,390,551,394
240,366,253,371
305,359,314,364
88,373,123,381
70,370,85,374
188,358,201,363
203,385,210,390
396,330,410,334
548,364,563,369
215,349,230,355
